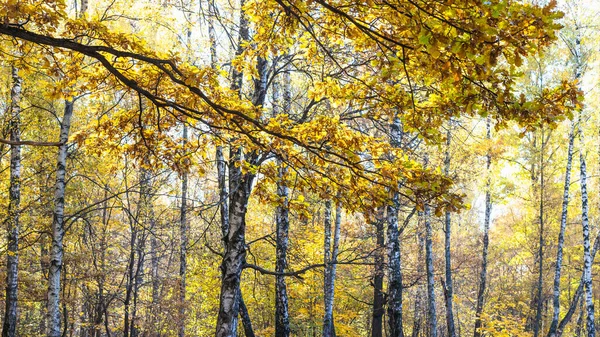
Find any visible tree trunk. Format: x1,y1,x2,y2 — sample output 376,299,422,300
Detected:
215,0,265,334
2,66,22,337
239,294,255,337
47,100,74,337
424,205,438,337
323,200,334,337
387,194,404,337
275,158,290,337
533,127,547,337
387,114,405,337
123,219,137,337
323,199,341,337
371,207,385,337
274,59,291,337
579,127,595,337
474,118,492,337
179,124,189,337
215,168,255,337
442,123,457,337
548,121,575,337
130,226,146,337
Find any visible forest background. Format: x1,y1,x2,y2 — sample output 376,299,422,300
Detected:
0,0,599,337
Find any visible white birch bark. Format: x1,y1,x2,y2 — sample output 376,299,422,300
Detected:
47,100,74,337
2,66,22,337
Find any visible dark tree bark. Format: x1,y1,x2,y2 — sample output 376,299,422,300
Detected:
2,66,22,337
474,118,492,337
239,293,256,337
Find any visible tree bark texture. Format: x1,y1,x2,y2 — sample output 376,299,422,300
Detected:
2,66,22,337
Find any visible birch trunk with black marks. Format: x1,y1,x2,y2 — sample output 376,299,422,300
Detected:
387,194,404,337
323,200,341,337
2,67,22,337
424,205,438,337
179,124,189,337
215,1,261,334
554,25,588,337
387,114,405,337
322,200,335,337
474,118,492,337
548,122,575,337
274,62,291,337
371,207,385,337
215,163,256,337
579,127,595,337
47,100,74,337
274,150,291,337
443,123,456,337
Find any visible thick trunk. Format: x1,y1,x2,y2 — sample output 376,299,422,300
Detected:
424,205,438,337
2,66,22,337
474,118,492,337
579,129,595,337
548,122,575,337
371,208,385,337
179,124,189,337
443,124,456,337
215,1,260,334
47,100,74,337
215,165,255,337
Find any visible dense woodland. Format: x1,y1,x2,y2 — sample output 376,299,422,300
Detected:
1,0,600,336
